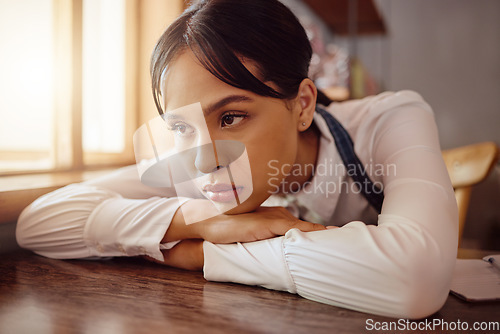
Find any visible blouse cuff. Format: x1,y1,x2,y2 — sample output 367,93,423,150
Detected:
202,233,297,293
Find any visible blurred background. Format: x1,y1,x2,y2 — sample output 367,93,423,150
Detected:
0,0,499,250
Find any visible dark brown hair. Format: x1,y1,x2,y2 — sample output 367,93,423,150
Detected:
151,0,329,114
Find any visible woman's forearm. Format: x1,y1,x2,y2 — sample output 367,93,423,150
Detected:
161,199,208,243
162,201,327,244
16,183,191,261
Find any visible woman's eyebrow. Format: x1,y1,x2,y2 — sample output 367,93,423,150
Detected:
163,95,253,119
163,113,183,121
204,95,253,116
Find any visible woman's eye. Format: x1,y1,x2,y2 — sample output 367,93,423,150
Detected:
221,113,246,128
169,122,194,136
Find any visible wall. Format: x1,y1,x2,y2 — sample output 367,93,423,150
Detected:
286,0,500,149
360,0,500,150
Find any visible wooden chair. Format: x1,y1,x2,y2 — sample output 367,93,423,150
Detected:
442,142,499,247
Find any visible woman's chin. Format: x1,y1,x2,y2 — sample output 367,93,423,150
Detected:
222,205,255,215
218,195,268,215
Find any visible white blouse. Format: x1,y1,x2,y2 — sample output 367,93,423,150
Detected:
16,90,458,319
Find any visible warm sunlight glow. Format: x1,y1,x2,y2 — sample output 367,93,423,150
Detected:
0,0,54,170
82,0,125,153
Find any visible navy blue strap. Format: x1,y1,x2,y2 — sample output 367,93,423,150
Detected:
316,106,384,213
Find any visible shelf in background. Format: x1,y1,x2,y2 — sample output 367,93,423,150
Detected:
302,0,386,35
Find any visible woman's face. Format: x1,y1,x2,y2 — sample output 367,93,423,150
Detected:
161,51,302,214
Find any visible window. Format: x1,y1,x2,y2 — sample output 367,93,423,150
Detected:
0,0,55,172
0,0,136,175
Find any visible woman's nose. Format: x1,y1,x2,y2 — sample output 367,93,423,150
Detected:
193,140,246,174
194,142,222,174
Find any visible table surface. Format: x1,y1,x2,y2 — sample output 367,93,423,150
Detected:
1,251,499,334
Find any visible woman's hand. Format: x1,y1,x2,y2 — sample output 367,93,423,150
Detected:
197,206,327,244
163,199,326,245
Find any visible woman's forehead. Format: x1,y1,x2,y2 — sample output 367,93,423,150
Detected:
160,52,260,112
161,52,230,110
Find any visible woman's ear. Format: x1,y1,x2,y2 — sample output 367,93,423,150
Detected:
296,78,317,132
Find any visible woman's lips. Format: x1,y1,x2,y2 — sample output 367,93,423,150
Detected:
203,183,243,203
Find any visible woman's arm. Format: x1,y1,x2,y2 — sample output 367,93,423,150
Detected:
16,165,192,261
199,94,458,319
16,165,325,261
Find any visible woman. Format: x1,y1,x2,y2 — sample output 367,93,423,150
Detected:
16,0,458,319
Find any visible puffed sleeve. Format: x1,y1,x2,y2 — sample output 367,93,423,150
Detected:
16,165,190,261
202,91,458,319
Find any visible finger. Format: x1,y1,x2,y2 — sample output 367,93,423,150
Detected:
290,220,327,232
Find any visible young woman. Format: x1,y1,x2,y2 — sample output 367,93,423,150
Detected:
16,0,458,319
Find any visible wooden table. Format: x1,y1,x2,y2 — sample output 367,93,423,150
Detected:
1,251,499,333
